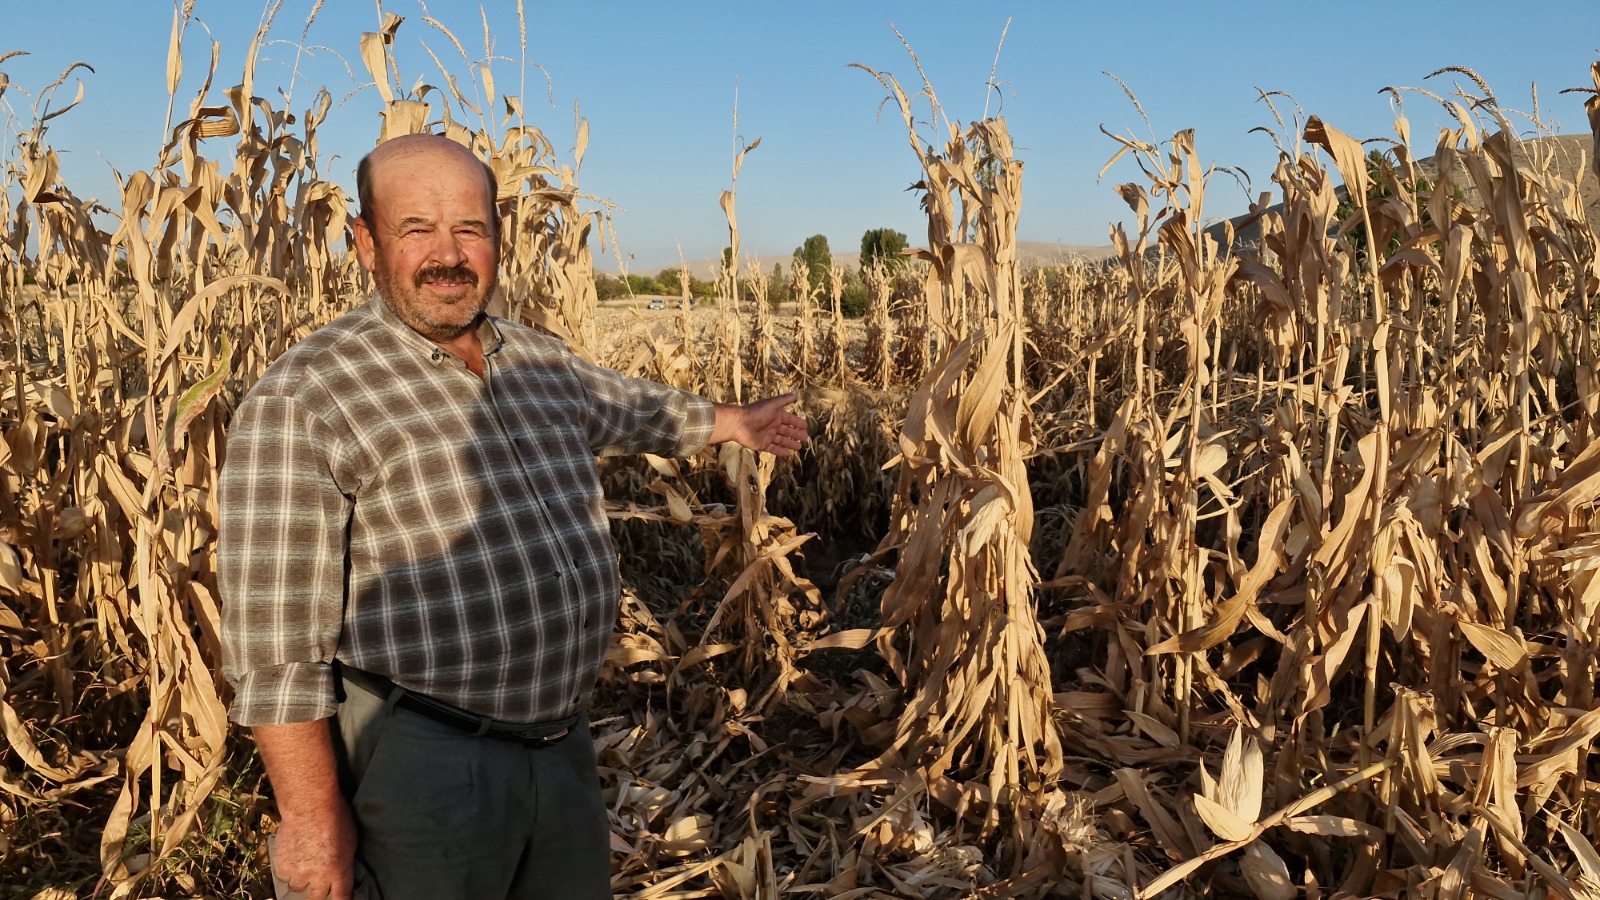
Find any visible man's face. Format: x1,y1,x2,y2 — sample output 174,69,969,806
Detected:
354,138,499,342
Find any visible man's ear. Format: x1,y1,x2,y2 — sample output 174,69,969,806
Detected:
353,216,377,272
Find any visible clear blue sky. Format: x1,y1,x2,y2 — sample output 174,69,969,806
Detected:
3,1,1597,273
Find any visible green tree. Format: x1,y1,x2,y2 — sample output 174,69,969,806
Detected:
859,227,908,271
768,262,787,310
1335,148,1443,264
621,273,666,295
595,273,627,301
792,234,832,295
840,268,870,318
656,268,682,295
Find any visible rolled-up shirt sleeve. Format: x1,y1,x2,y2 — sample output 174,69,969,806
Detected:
569,354,715,457
218,390,352,726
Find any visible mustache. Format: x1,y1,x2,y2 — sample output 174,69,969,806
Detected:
414,264,478,288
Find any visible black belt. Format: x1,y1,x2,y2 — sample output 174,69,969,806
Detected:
336,662,575,748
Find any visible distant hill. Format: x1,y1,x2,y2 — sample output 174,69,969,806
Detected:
596,240,1119,278
593,134,1596,279
1419,133,1598,225
1213,133,1598,248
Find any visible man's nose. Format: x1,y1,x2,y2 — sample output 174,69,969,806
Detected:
427,230,467,266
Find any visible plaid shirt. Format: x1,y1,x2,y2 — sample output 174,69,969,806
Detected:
219,297,713,727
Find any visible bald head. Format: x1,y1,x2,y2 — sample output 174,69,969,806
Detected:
356,134,500,240
350,133,503,343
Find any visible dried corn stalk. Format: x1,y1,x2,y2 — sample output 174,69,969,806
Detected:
839,59,1063,856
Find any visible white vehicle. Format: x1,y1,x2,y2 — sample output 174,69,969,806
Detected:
648,297,666,310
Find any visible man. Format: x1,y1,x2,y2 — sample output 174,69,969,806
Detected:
219,133,808,900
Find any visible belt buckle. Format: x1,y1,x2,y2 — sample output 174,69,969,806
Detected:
510,726,567,747
526,727,568,747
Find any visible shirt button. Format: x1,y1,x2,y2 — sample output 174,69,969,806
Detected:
430,350,442,362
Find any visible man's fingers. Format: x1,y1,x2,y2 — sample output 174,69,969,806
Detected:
770,421,806,447
757,392,800,415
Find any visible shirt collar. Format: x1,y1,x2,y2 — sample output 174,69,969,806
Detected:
369,294,506,363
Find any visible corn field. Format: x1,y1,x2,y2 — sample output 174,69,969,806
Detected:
4,7,1600,899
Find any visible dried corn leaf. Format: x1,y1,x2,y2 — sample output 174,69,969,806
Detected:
1456,618,1528,670
1518,707,1600,787
1193,793,1254,842
1216,726,1263,824
1240,841,1295,900
1436,818,1486,900
659,813,714,857
0,543,22,595
1284,815,1381,841
0,700,74,782
1558,818,1600,883
1148,500,1291,655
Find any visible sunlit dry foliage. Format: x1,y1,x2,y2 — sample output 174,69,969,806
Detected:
4,8,1600,898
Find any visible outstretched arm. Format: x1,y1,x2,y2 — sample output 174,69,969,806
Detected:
711,392,809,457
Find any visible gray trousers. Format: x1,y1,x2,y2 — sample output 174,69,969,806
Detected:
336,676,612,899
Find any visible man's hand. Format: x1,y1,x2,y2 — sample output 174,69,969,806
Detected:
711,392,810,457
255,719,358,900
270,802,357,900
